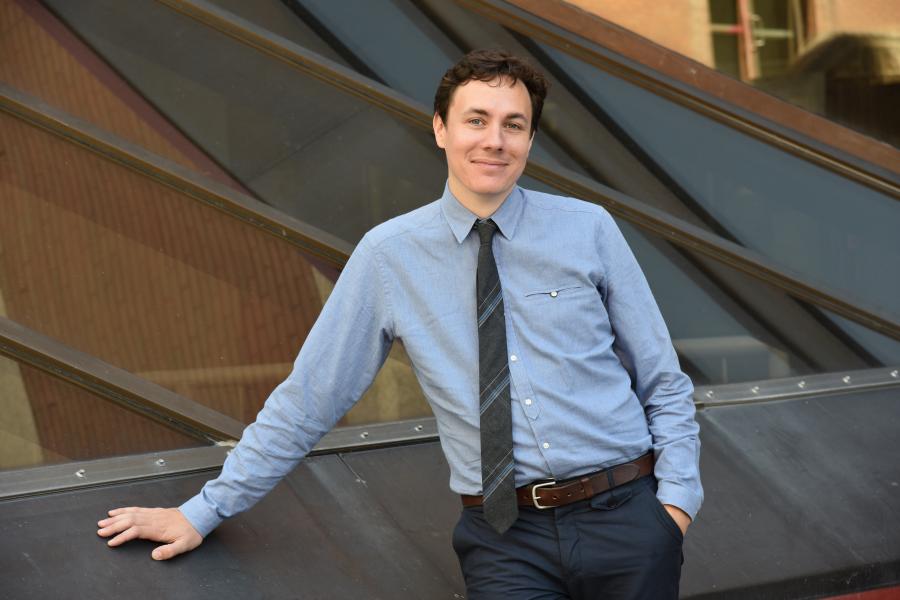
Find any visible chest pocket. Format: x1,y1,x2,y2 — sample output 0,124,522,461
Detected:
521,282,608,357
524,284,583,301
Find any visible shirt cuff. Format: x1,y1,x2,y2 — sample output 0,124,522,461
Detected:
656,479,703,522
179,491,224,538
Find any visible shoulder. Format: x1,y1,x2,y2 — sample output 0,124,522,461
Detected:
361,199,443,251
521,187,616,229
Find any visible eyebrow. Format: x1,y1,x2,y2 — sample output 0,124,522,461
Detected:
463,108,528,121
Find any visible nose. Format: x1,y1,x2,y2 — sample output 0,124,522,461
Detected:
481,122,504,151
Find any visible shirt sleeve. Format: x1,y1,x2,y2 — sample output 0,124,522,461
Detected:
180,234,395,537
596,210,704,521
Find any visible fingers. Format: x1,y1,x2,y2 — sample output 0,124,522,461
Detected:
98,507,202,560
107,526,143,547
152,539,186,561
107,506,152,517
97,511,159,543
97,516,134,539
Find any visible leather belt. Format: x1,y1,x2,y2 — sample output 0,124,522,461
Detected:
461,452,654,510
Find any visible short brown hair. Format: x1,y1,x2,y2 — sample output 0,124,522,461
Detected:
433,49,549,135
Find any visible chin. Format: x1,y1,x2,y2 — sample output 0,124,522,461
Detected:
468,179,514,198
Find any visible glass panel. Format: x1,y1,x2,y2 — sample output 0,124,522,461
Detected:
266,0,697,214
538,42,900,326
40,0,448,247
821,312,900,366
204,0,350,66
284,0,590,175
0,354,205,471
0,112,430,426
615,221,899,385
0,0,242,192
4,0,889,432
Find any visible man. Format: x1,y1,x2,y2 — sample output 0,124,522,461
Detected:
98,49,702,599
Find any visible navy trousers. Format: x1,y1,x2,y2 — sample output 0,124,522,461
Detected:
452,475,684,599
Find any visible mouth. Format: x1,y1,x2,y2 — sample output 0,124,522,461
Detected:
471,159,508,168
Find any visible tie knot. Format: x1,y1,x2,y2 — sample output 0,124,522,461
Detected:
475,219,498,246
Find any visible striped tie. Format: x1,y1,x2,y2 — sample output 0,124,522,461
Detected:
475,219,518,534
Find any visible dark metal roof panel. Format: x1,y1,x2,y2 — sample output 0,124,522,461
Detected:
2,387,898,598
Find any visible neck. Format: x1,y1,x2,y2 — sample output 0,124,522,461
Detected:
448,177,514,219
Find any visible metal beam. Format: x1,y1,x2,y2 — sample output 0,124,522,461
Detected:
0,316,246,443
6,362,900,500
0,85,352,269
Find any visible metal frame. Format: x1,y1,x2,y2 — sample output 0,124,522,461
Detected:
475,0,900,197
0,418,439,500
311,417,438,454
4,363,898,499
2,0,898,498
0,316,245,442
695,365,900,407
0,445,230,501
6,6,898,340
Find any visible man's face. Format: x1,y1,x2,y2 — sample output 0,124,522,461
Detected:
433,77,534,207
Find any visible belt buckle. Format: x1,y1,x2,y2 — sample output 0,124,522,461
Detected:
531,480,557,509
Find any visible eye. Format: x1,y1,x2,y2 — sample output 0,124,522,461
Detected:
468,118,485,126
505,122,523,130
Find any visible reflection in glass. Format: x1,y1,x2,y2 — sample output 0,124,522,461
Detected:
0,355,205,471
770,32,900,148
563,1,900,149
0,112,430,426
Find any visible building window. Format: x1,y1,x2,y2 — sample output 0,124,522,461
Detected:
709,0,809,81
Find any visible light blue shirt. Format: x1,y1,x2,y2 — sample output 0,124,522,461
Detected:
181,184,703,537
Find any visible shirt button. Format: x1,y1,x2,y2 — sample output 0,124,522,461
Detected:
542,442,550,449
550,291,558,297
524,398,533,406
510,354,518,362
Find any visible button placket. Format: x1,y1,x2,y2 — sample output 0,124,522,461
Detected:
495,254,540,423
503,319,540,421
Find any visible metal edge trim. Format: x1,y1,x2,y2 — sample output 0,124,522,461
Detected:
694,366,900,407
0,445,230,501
310,417,439,454
0,418,441,500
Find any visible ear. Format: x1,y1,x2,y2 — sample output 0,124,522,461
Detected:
527,130,535,153
433,113,447,149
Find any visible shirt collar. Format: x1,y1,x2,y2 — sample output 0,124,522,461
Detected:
439,181,525,244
